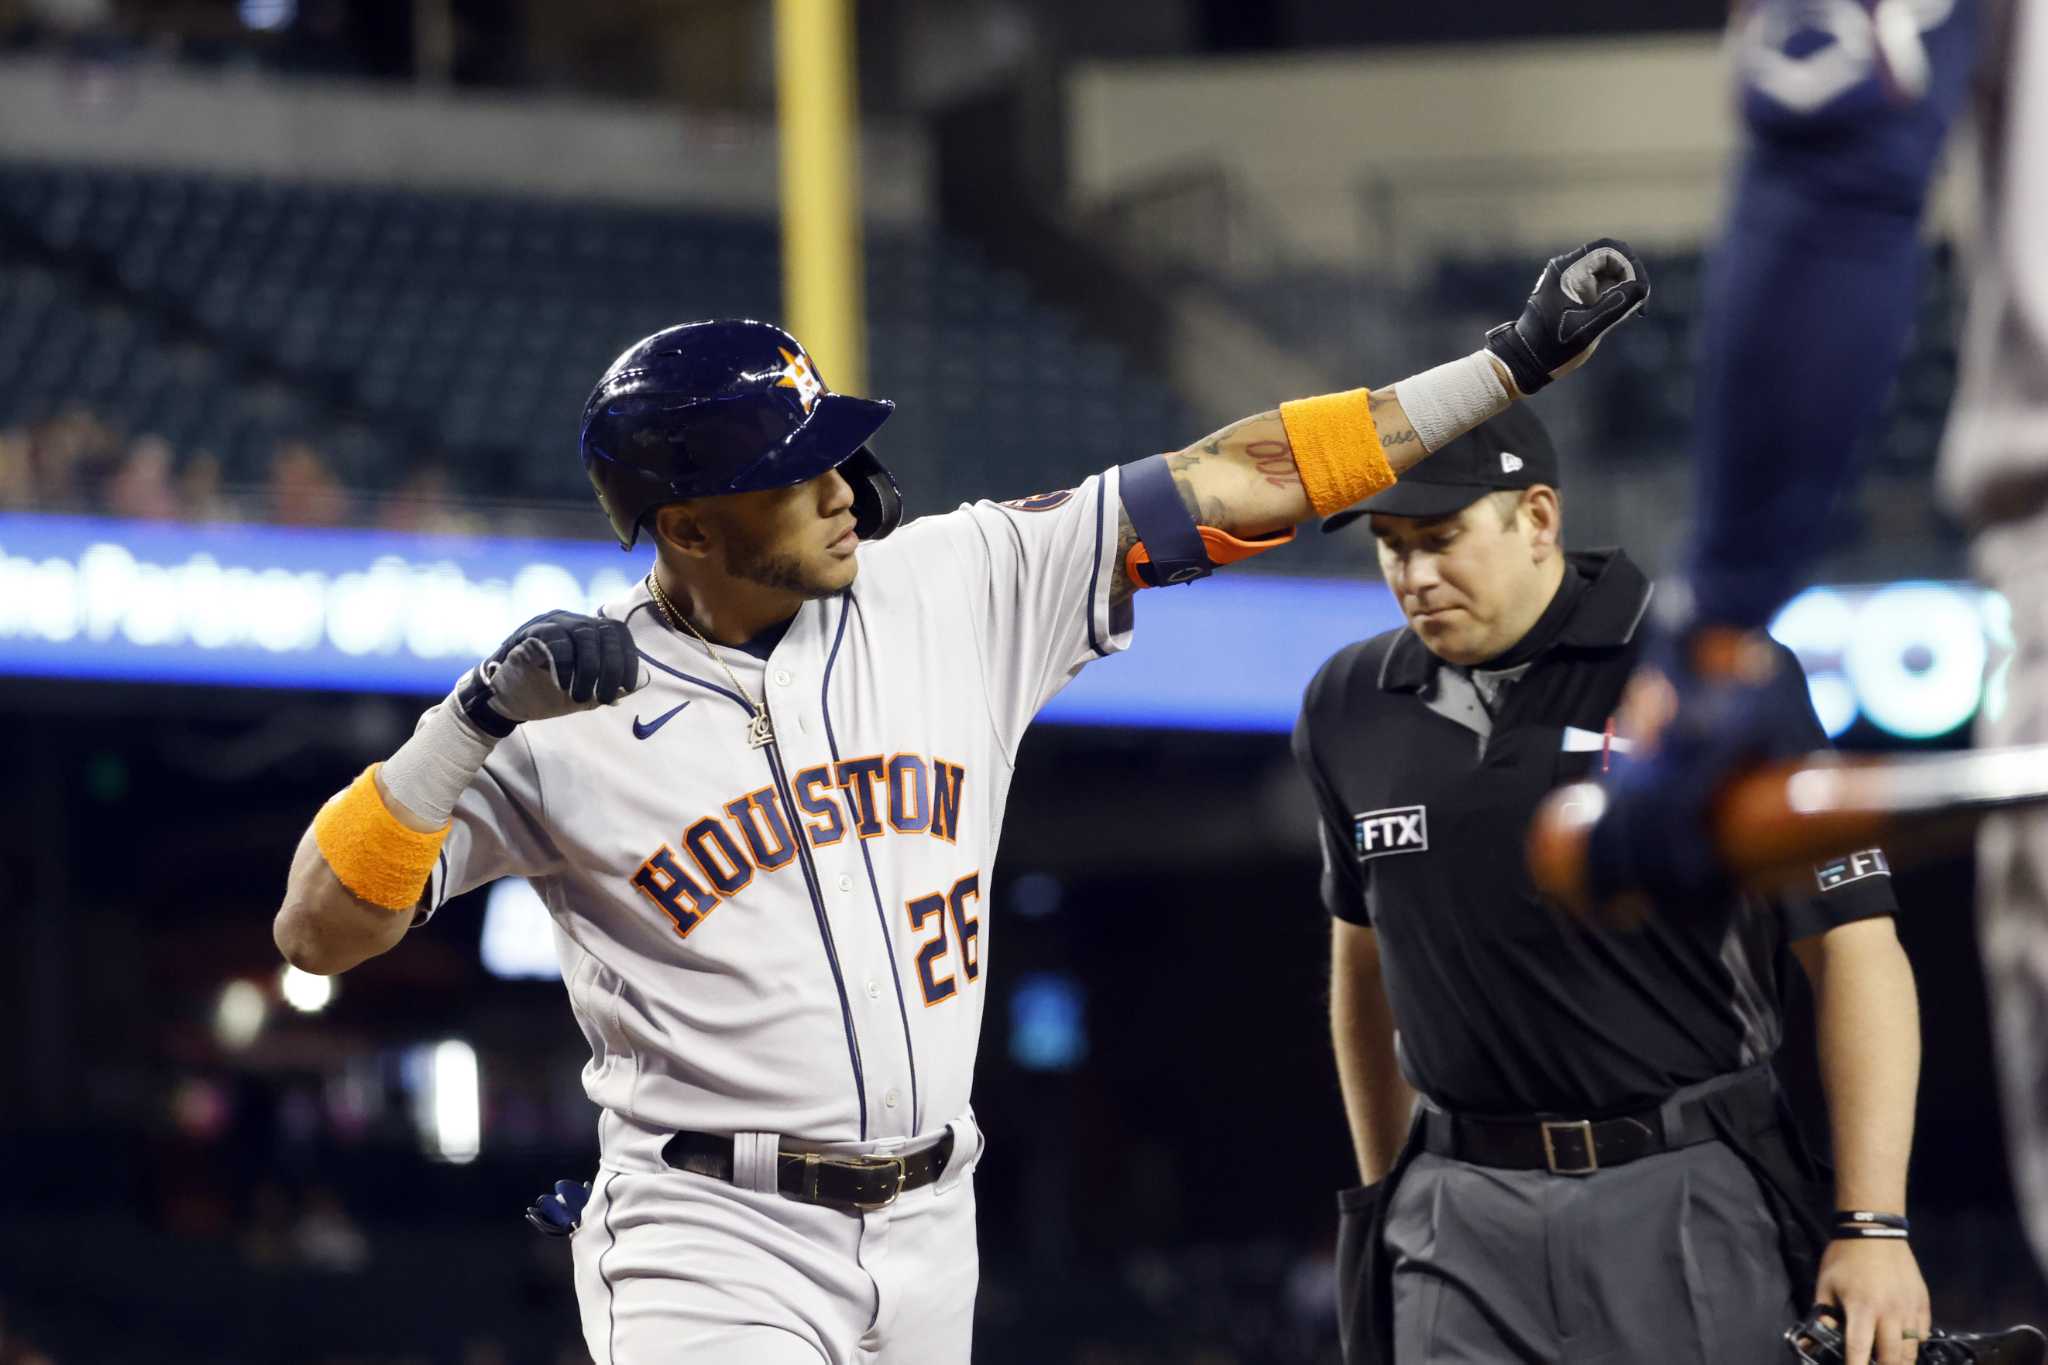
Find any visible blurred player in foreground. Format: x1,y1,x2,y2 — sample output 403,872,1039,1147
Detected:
271,240,1645,1363
1296,407,1926,1365
1570,0,2048,1341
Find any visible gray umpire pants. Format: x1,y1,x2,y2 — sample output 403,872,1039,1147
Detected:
1384,1142,1799,1363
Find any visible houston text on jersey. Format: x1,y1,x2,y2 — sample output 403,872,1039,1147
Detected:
629,753,968,937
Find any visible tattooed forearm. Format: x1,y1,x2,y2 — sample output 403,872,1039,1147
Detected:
1368,389,1424,459
1160,408,1303,538
1163,451,1238,532
1107,384,1439,604
1245,438,1299,489
1192,410,1283,460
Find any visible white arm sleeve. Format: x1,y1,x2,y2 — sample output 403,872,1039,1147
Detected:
416,720,562,922
926,468,1132,754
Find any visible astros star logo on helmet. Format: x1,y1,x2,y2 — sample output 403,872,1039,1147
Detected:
776,346,823,413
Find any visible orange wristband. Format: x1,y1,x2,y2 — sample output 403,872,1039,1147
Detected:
312,764,451,913
1279,388,1396,516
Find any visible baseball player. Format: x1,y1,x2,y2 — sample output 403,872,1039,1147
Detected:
1575,0,2048,1341
271,239,1646,1364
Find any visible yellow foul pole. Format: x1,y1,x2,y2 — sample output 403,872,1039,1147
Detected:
773,0,867,394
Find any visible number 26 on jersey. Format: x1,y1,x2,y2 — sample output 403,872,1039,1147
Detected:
906,873,980,1007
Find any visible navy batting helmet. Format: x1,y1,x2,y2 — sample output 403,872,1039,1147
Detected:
580,319,903,549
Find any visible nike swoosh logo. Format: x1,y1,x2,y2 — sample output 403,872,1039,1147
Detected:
632,700,692,740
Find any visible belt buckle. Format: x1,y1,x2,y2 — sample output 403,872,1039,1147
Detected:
1540,1119,1599,1176
801,1152,909,1210
848,1154,908,1211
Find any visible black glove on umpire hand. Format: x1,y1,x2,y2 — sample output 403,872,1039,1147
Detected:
1485,237,1651,396
456,610,649,739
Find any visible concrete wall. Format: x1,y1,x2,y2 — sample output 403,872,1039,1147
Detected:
0,55,930,223
1068,36,1969,274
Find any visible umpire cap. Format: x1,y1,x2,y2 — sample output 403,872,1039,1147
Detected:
580,319,903,549
1322,403,1560,532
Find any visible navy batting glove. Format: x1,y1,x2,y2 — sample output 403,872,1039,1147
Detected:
1485,237,1651,395
1582,625,1813,914
525,1179,591,1238
457,611,648,739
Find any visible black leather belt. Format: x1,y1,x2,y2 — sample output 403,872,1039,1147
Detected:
1421,1067,1777,1177
662,1129,955,1211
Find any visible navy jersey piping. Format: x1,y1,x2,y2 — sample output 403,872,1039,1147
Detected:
597,1171,622,1364
635,650,753,706
1086,477,1108,657
623,600,756,709
759,732,870,1138
824,589,923,1131
624,597,871,1136
500,726,558,873
432,759,552,912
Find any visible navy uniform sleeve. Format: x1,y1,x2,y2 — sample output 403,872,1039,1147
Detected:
1682,0,1980,628
1293,659,1369,925
1766,642,1900,940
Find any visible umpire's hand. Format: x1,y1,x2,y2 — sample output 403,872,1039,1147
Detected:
456,610,650,739
1814,1238,1932,1365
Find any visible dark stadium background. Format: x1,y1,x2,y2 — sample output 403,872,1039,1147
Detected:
1,1,2041,1361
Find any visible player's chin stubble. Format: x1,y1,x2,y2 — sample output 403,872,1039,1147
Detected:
722,537,842,599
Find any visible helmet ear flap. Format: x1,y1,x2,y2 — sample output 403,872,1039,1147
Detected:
844,446,902,541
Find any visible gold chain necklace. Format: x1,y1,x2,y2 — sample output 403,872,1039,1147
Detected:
646,573,776,749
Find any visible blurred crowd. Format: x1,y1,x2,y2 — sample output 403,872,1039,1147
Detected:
0,405,483,534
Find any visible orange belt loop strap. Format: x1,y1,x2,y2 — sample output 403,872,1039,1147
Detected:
312,763,452,913
1279,387,1397,517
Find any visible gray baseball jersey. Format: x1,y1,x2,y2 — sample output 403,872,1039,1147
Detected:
417,469,1129,1166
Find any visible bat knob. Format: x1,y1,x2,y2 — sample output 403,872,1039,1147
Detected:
1526,781,1606,911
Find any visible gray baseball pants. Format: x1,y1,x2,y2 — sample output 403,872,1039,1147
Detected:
1383,1142,1799,1363
1975,518,2048,1276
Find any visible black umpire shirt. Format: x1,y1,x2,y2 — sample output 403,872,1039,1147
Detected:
1292,548,1899,1119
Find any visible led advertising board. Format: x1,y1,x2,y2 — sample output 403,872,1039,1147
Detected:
0,513,2002,738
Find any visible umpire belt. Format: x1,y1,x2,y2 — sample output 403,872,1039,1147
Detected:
662,1129,955,1211
1420,1066,1777,1177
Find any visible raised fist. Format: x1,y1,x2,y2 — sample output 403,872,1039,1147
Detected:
455,610,648,739
1484,238,1651,396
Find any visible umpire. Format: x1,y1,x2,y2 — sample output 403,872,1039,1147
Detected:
1292,406,1932,1365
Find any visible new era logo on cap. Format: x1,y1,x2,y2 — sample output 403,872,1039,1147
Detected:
1502,452,1524,473
1354,805,1428,860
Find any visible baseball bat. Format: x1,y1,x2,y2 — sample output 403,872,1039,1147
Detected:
1527,743,2048,908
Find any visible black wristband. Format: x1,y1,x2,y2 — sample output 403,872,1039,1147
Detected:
456,667,517,739
1833,1210,1910,1240
1483,319,1551,396
1835,1210,1909,1229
